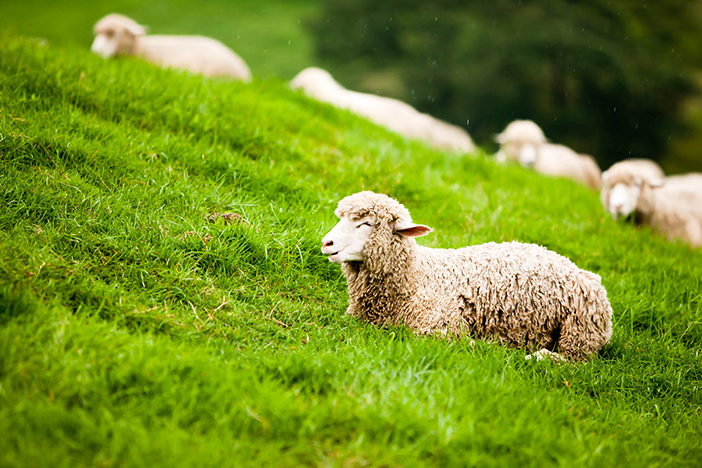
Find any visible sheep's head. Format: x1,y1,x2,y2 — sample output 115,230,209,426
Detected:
494,120,546,168
91,14,146,59
601,170,663,220
321,192,432,266
289,67,344,100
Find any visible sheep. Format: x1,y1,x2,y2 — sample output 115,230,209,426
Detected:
91,13,252,82
600,164,702,247
495,120,602,189
321,191,613,361
494,119,547,162
290,67,475,152
600,159,666,218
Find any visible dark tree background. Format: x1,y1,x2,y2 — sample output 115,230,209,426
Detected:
307,0,702,170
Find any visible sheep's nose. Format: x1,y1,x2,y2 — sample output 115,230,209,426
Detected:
613,203,623,213
323,240,334,248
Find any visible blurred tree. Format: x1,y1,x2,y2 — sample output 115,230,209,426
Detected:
308,0,702,169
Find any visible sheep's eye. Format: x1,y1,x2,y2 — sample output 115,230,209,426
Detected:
357,221,373,228
106,31,115,38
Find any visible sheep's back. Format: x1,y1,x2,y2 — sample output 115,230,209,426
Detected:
650,184,702,246
414,242,606,348
536,144,600,187
137,35,251,80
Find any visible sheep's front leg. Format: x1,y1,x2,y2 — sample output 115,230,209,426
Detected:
525,349,566,362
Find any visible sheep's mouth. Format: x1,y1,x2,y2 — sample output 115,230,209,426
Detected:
323,248,345,262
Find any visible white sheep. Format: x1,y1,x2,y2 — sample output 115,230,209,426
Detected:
495,120,601,189
91,13,252,82
600,159,665,218
600,163,702,247
290,67,475,152
321,191,613,361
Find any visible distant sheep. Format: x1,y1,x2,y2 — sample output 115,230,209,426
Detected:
321,191,613,361
600,159,665,218
290,67,475,152
91,13,252,81
495,120,601,189
601,163,702,247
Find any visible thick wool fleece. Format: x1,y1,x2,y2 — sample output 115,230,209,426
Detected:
335,191,613,360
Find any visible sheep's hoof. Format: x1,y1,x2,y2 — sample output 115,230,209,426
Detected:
525,349,566,362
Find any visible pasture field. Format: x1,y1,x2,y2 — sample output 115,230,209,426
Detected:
0,0,318,79
1,36,701,467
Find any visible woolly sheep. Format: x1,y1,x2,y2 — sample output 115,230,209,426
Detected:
600,159,665,219
321,191,613,361
290,67,475,152
91,14,252,82
495,120,601,189
601,164,702,247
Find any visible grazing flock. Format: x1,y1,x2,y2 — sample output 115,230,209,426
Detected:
88,14,702,360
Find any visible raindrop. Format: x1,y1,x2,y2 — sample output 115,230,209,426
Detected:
466,119,470,126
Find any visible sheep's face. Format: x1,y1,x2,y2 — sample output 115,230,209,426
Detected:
518,143,538,168
605,181,642,220
92,16,145,58
499,140,539,167
321,216,375,264
601,173,664,220
322,216,432,264
495,120,546,165
91,28,123,58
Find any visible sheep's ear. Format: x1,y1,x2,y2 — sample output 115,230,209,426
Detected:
648,178,664,188
125,23,147,36
394,221,433,238
494,132,506,144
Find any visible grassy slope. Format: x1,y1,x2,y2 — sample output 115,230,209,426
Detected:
0,0,319,79
0,36,701,467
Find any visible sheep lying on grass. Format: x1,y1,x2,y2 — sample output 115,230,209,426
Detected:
495,120,601,189
290,67,475,152
321,191,613,361
601,163,702,247
91,13,252,81
600,159,665,219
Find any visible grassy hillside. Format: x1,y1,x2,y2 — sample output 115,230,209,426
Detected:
1,36,701,467
0,0,318,79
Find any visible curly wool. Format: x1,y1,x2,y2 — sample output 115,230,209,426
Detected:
335,191,613,360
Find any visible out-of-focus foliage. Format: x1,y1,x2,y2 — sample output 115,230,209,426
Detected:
308,0,702,169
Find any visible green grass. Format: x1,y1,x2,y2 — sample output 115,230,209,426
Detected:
1,35,701,467
0,0,319,79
